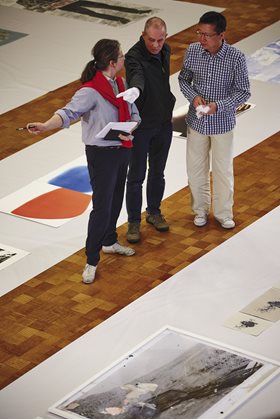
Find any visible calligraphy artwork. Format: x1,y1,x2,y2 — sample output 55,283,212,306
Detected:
223,312,272,336
241,287,280,322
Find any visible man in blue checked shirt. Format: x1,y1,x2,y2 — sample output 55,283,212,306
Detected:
178,11,250,229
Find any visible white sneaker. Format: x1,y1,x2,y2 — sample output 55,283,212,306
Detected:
220,218,235,229
102,242,135,256
194,214,207,227
82,264,97,284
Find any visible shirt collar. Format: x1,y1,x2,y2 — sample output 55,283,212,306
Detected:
199,40,228,58
103,74,116,82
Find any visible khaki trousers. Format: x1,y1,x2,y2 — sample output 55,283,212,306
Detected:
186,126,234,222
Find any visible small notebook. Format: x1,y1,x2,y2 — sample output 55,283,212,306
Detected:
96,121,138,139
103,129,133,140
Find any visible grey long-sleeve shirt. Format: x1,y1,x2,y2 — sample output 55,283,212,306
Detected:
56,78,141,147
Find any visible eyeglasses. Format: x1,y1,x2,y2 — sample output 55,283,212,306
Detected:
196,30,218,38
118,54,125,60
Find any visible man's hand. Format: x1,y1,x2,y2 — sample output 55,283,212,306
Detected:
193,95,206,108
196,105,210,119
206,102,217,115
117,87,140,104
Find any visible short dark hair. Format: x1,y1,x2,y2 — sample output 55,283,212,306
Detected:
199,11,227,34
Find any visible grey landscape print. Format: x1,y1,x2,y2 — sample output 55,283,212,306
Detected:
50,328,275,419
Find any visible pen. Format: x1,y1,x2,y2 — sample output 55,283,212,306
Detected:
16,126,36,131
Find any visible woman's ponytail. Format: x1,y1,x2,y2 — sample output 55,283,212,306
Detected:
80,59,96,83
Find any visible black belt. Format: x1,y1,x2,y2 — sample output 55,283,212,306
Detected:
90,145,122,150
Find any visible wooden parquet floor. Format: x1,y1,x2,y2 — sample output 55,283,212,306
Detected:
0,0,280,390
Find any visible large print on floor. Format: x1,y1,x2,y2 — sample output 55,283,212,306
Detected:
0,156,92,227
1,0,158,26
48,326,279,419
246,39,280,84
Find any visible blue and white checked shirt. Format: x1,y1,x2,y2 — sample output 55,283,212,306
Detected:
178,41,251,135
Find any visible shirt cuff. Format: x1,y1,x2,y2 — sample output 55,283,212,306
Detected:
55,110,70,128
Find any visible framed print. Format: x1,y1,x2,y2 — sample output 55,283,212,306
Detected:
48,326,279,419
